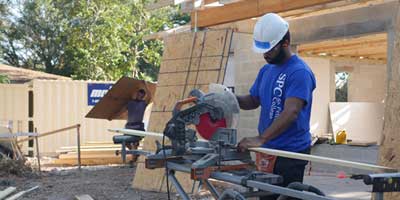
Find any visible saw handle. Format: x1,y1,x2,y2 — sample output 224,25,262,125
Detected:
174,96,198,111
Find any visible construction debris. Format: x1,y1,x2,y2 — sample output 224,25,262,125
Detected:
4,186,39,200
74,194,94,200
0,187,16,200
0,156,34,177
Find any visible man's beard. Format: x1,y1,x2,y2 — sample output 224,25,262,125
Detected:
265,47,286,65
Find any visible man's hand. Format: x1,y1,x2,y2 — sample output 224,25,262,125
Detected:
238,136,265,152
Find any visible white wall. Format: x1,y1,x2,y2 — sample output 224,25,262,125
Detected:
232,33,264,140
0,80,154,155
0,84,29,133
304,57,332,136
331,59,386,103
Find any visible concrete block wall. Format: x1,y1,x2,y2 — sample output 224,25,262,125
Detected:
232,33,264,140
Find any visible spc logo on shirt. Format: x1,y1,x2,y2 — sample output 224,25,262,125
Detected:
270,73,286,120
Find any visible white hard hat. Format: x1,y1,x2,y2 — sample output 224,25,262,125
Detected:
253,13,289,54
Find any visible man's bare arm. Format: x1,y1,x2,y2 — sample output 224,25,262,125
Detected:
259,97,305,143
236,95,260,110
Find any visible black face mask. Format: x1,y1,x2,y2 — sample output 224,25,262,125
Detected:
265,45,287,65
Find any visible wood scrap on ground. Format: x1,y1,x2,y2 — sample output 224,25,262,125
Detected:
0,187,16,200
5,186,39,200
74,194,95,200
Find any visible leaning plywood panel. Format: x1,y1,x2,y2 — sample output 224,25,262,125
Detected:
379,5,400,199
133,29,233,192
194,56,224,71
329,102,384,144
159,59,190,73
201,30,232,57
157,72,188,86
152,86,185,112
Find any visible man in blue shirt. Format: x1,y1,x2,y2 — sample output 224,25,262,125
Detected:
236,13,316,199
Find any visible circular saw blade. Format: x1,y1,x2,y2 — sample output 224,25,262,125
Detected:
205,83,240,129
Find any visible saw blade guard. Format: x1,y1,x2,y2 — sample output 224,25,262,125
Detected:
194,84,240,140
207,83,240,129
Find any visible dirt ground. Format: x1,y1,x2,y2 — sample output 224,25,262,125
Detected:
0,163,372,200
0,165,175,200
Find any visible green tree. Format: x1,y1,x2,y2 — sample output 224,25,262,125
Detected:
0,74,10,83
0,0,189,81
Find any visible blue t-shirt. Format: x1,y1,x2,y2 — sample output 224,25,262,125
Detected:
250,55,316,152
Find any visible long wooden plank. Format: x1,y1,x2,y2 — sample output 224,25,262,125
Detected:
53,157,129,166
0,187,16,200
289,1,398,44
109,128,396,172
250,147,397,173
17,124,79,143
191,0,341,28
59,153,128,159
0,132,38,138
57,149,121,155
59,145,120,150
108,128,163,138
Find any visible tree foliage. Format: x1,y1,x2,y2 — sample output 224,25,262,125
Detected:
0,0,189,81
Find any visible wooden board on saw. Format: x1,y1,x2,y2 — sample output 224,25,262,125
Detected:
132,29,233,192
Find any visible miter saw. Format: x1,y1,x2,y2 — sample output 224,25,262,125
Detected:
145,84,252,171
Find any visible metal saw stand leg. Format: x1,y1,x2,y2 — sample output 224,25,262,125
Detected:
167,169,190,200
375,192,384,200
203,179,220,198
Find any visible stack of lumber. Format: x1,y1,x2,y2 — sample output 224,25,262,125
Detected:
53,141,132,166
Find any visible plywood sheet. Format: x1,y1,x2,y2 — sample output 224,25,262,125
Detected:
134,29,233,192
147,112,172,134
85,77,156,120
201,30,230,57
152,86,185,112
159,59,190,73
163,32,196,59
157,72,188,86
195,56,225,71
329,102,384,144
